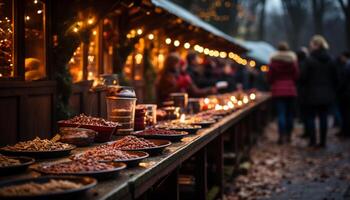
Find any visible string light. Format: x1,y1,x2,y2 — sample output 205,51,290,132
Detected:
34,0,38,4
93,30,97,35
165,38,172,44
73,27,79,33
173,40,180,47
261,65,269,72
87,18,94,25
135,53,143,64
137,29,143,35
25,16,30,21
184,42,190,49
148,34,154,40
37,10,42,14
219,51,227,58
249,60,256,67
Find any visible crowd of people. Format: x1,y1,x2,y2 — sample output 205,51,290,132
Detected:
156,51,265,105
156,34,350,148
268,35,350,147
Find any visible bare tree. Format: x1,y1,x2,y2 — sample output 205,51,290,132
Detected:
312,0,325,34
338,0,350,49
282,0,309,49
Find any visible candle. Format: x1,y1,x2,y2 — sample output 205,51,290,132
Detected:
180,114,186,123
249,93,256,100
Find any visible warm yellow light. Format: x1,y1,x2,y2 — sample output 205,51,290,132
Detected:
209,50,215,57
204,98,210,104
227,101,234,109
204,48,210,55
230,96,237,103
261,65,269,72
37,10,42,14
249,60,256,67
148,34,154,40
174,40,180,47
219,51,227,58
243,96,249,104
249,93,256,100
184,42,190,49
137,29,143,35
93,30,97,35
242,59,247,66
135,53,143,64
180,114,186,123
223,105,229,111
158,54,165,62
237,100,243,106
73,27,79,32
229,52,235,59
25,16,30,21
87,18,94,25
34,0,38,4
165,38,172,44
213,50,219,57
215,104,223,111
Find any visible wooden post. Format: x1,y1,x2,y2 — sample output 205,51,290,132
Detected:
195,148,207,200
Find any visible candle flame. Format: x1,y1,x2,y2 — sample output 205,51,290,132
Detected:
180,114,186,123
249,93,256,100
243,96,249,104
215,104,223,111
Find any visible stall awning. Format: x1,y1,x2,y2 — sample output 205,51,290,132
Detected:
149,0,249,53
244,41,276,64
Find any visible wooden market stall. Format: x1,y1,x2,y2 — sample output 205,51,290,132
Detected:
0,0,249,146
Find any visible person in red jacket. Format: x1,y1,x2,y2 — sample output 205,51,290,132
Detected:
268,42,299,144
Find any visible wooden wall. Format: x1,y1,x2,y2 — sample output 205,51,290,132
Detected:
0,80,108,146
0,81,56,146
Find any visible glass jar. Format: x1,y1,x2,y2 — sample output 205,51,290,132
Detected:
106,86,137,135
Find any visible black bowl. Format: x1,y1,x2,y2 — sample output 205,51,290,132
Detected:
111,151,149,167
189,120,216,128
132,130,188,142
0,156,35,176
34,162,126,180
0,146,76,159
118,139,172,155
0,176,97,200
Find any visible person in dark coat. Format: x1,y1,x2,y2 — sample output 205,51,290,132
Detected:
267,42,299,144
299,35,338,147
338,51,350,137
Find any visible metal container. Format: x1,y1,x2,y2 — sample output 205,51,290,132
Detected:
106,86,137,135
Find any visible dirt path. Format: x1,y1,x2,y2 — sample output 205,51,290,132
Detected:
224,122,350,200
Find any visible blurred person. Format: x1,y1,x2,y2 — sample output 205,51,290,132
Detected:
338,51,350,137
300,35,338,147
156,52,181,105
187,53,216,88
177,59,217,97
267,42,299,144
296,47,309,139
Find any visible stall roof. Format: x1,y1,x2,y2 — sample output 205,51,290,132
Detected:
150,0,249,53
244,41,276,64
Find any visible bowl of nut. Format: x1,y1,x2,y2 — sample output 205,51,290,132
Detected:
58,114,121,143
0,154,35,175
107,136,171,155
0,137,76,159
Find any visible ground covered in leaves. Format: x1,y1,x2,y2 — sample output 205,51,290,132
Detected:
224,122,350,200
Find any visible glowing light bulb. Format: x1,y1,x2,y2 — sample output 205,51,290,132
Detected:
180,114,186,123
137,29,143,35
165,38,171,44
204,98,210,104
148,34,154,40
184,42,190,49
249,93,256,100
174,40,180,47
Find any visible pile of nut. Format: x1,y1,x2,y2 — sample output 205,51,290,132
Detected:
0,179,83,196
37,160,115,174
109,136,156,150
156,122,201,129
135,128,186,136
64,114,119,127
2,137,73,152
0,154,20,167
72,146,138,161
